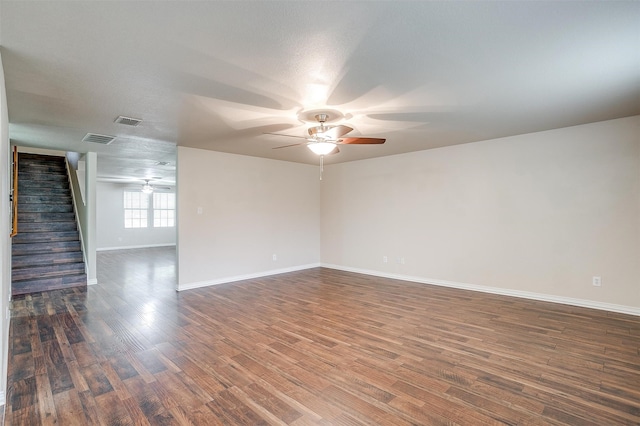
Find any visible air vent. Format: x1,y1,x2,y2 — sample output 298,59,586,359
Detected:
115,116,142,126
82,133,116,145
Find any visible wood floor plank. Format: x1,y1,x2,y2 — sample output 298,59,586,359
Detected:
76,389,101,426
120,396,153,426
6,247,640,425
94,391,135,426
71,341,98,368
123,375,168,420
81,362,114,397
52,389,89,426
34,372,58,425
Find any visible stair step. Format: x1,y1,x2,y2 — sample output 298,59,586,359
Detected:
18,172,68,182
19,165,67,175
18,157,66,168
18,195,72,204
12,230,79,244
12,240,81,256
19,180,69,190
12,274,87,296
17,222,77,232
18,212,75,222
12,251,84,268
12,262,85,281
17,188,71,197
19,157,65,165
18,153,65,162
18,203,73,213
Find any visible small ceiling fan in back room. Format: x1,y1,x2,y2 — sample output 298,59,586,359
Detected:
265,109,386,179
140,179,172,194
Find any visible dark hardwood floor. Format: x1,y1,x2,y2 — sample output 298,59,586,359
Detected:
5,247,640,425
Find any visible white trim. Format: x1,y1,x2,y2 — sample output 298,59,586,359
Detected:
0,389,5,405
87,278,98,286
65,159,88,274
16,147,66,157
321,263,640,317
97,243,176,252
178,263,321,292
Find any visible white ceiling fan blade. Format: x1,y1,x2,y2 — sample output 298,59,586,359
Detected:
324,125,353,140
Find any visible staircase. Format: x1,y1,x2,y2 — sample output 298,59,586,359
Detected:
12,153,87,296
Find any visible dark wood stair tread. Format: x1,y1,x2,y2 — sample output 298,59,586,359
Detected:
12,251,84,267
12,230,80,244
12,262,85,281
13,241,81,256
18,222,78,232
11,273,87,296
18,212,76,222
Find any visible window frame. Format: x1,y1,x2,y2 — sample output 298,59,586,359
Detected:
123,191,149,229
123,190,175,229
152,192,176,228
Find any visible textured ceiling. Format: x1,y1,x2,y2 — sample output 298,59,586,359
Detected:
1,1,639,185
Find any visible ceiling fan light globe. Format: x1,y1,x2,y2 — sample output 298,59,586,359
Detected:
307,142,337,155
142,184,153,194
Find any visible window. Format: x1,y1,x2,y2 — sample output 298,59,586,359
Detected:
123,190,175,229
124,191,149,228
153,192,175,227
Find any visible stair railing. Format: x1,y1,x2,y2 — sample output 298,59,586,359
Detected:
10,146,18,238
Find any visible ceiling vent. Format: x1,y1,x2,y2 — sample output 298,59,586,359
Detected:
155,161,170,166
114,116,142,126
82,133,116,145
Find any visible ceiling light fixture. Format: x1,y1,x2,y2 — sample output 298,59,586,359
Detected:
141,180,154,194
307,141,337,156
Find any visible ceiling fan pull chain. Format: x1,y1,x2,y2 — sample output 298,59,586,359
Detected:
320,155,324,181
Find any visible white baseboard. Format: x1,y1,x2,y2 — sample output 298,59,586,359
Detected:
0,389,5,405
97,243,176,252
87,278,98,286
321,263,640,317
178,263,321,291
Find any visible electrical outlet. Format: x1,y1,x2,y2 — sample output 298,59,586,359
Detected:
592,276,601,287
383,256,388,263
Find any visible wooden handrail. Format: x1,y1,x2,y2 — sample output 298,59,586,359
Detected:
10,146,18,238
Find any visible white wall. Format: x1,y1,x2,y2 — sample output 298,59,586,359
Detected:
0,51,10,404
321,116,640,312
177,147,321,290
96,181,176,250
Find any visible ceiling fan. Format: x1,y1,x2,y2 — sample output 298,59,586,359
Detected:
141,179,172,194
266,112,386,156
141,179,154,194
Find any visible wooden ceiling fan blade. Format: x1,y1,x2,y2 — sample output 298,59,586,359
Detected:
338,137,386,145
273,142,306,149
